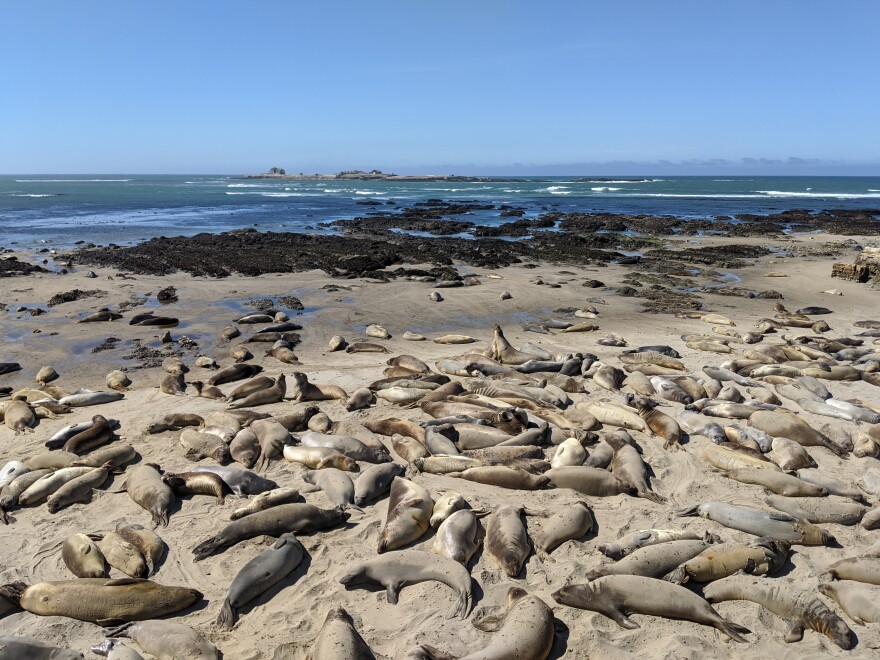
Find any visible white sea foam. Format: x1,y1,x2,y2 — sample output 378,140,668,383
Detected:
756,190,880,199
502,189,524,193
10,193,57,197
14,179,131,182
544,186,569,191
355,191,383,195
591,187,623,192
869,189,880,192
227,183,267,188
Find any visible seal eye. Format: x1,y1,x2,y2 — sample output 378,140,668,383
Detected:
42,596,49,602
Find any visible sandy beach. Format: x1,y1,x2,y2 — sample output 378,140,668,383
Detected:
2,229,880,658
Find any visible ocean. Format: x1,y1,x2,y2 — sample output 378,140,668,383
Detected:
1,175,878,249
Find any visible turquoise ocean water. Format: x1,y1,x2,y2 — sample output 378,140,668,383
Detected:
0,175,878,249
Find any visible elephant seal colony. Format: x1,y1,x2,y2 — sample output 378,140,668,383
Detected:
2,231,880,658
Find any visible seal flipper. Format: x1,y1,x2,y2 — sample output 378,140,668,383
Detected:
676,504,701,517
715,619,750,643
638,491,667,504
785,618,805,643
96,618,127,627
102,622,134,638
417,645,456,660
386,582,402,605
216,597,236,630
608,608,640,629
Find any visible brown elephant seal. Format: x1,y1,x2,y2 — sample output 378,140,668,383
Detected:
307,411,333,433
158,372,186,396
328,335,347,351
378,477,432,553
340,550,473,619
345,387,375,411
103,620,217,659
765,495,865,525
124,464,175,527
429,491,469,529
228,374,286,409
114,522,166,576
0,578,201,625
664,538,790,585
226,375,273,401
418,587,554,660
627,396,680,450
606,433,665,503
71,443,137,468
704,575,853,648
289,372,348,401
207,363,263,386
179,429,230,464
192,503,349,560
309,607,375,659
265,346,299,364
678,502,834,545
191,380,224,400
818,581,880,625
553,575,750,642
749,410,848,457
298,431,391,463
585,539,714,581
825,557,880,584
230,345,252,361
62,533,108,578
35,365,59,385
545,466,636,497
346,342,390,353
534,501,594,561
485,505,534,577
163,471,230,503
229,428,260,468
302,469,358,510
92,532,147,578
217,533,304,630
63,415,114,454
722,468,824,496
488,324,543,365
47,463,117,513
431,509,482,565
146,412,203,434
354,463,405,507
449,466,550,491
2,398,36,434
78,310,123,323
283,445,358,471
193,465,278,495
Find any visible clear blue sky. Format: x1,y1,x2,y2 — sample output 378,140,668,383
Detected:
2,1,878,174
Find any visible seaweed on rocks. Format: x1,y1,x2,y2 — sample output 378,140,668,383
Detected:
0,256,49,277
47,289,106,307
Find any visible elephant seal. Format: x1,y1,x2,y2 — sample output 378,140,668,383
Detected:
283,445,359,472
47,463,116,513
289,372,348,401
63,415,114,454
354,463,404,506
102,621,217,659
92,532,147,579
629,396,680,450
114,522,166,576
58,389,124,407
534,501,594,561
19,466,97,505
818,581,880,625
345,387,375,411
308,607,375,659
704,575,853,648
449,466,550,490
585,539,714,581
207,363,263,386
62,533,108,578
0,638,84,659
765,495,865,525
749,410,848,457
664,538,790,585
429,491,468,529
340,550,473,620
228,374,286,409
71,443,137,468
598,529,719,560
0,578,201,625
229,428,260,468
3,398,36,434
163,471,230,503
721,468,825,496
485,505,533,577
229,487,300,520
825,557,880,584
378,477,432,553
431,509,482,565
606,433,665,503
303,469,358,510
217,533,304,630
193,465,278,496
146,412,203,434
298,431,391,464
179,429,230,464
191,380,225,400
79,311,122,323
678,502,834,545
124,464,174,527
551,437,586,468
226,375,273,401
346,342,390,353
553,575,750,642
545,466,636,497
0,461,28,489
192,503,348,560
417,587,554,660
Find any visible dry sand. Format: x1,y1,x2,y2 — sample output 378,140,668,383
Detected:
1,231,879,658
